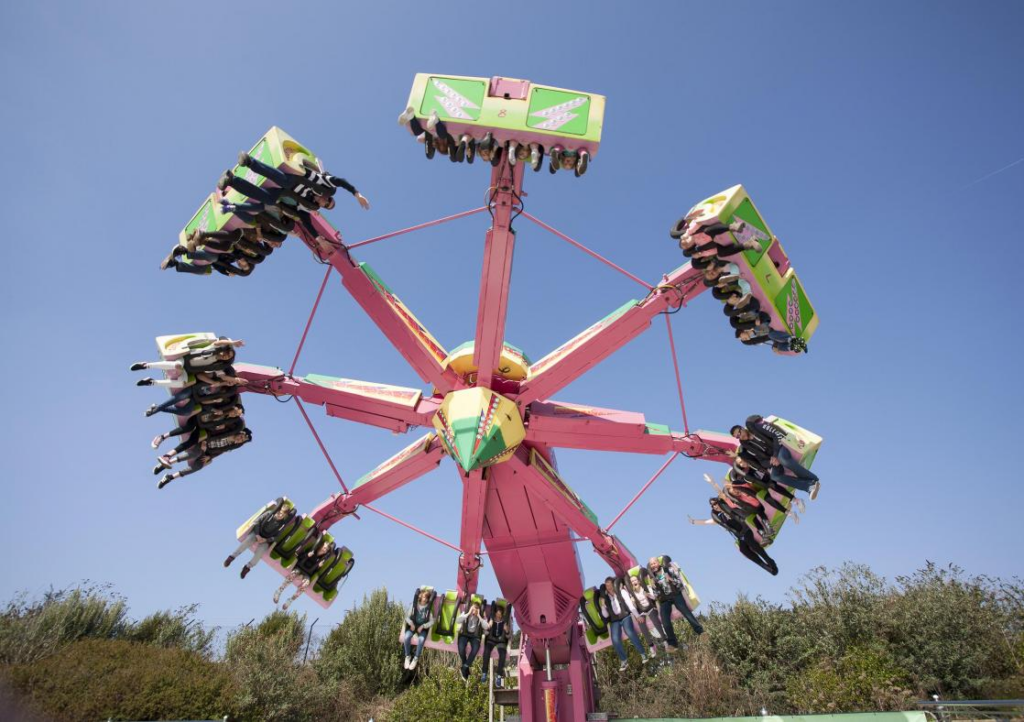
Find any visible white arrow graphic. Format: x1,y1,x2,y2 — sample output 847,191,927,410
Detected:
432,79,480,120
529,96,588,130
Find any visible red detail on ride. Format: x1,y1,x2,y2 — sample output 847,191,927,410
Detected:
346,207,489,250
293,397,349,494
664,314,690,436
520,211,653,290
362,503,462,552
289,266,332,376
605,453,680,531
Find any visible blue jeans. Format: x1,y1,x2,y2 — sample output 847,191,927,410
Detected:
773,446,818,484
608,616,644,662
403,629,426,659
226,175,280,206
151,387,194,414
244,156,293,188
659,592,703,647
457,634,480,670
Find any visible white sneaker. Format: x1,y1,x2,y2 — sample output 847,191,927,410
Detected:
641,653,650,665
810,481,820,500
410,656,418,670
426,111,440,132
403,656,411,670
618,661,628,672
793,498,806,513
649,645,657,658
397,107,415,126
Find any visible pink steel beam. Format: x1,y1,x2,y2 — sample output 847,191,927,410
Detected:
310,435,446,527
456,468,489,595
524,400,737,461
235,363,439,433
300,213,460,393
504,446,634,576
472,159,524,389
517,263,706,406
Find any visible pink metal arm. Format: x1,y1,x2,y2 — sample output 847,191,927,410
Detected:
456,468,489,594
309,432,446,529
235,363,439,433
517,263,706,406
299,213,460,393
473,160,524,389
524,400,737,462
505,446,636,575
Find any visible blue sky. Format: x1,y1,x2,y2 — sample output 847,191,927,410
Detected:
1,1,1022,632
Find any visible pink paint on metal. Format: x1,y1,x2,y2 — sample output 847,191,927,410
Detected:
472,159,523,389
457,468,489,594
300,214,461,393
235,363,439,432
517,263,708,405
222,149,794,721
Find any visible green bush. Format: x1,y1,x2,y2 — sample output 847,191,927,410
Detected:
0,586,131,665
384,668,488,722
316,588,407,699
225,611,336,722
5,638,239,722
786,644,915,712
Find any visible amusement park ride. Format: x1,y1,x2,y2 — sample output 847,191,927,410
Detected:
145,74,821,721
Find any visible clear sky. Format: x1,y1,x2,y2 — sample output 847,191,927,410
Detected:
2,1,1022,632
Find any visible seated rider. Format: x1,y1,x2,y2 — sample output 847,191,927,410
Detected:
236,151,371,211
481,606,511,687
150,403,245,449
272,536,336,612
690,498,779,576
734,416,819,498
144,374,248,417
402,589,436,671
455,602,489,680
622,574,670,657
646,556,704,650
598,576,648,672
225,501,296,578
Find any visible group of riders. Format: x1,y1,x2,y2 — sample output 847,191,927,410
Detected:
131,337,251,488
399,107,592,176
161,151,370,276
402,588,514,687
225,498,354,612
589,555,703,672
671,214,808,354
689,414,821,575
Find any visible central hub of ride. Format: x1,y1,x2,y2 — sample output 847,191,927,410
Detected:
431,387,526,472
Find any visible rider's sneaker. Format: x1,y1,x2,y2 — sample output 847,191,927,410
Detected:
397,106,416,126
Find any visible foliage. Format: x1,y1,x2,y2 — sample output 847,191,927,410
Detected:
596,641,757,718
2,563,1022,720
224,610,337,722
5,638,239,722
786,644,915,712
384,668,488,722
0,584,216,666
316,587,407,699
